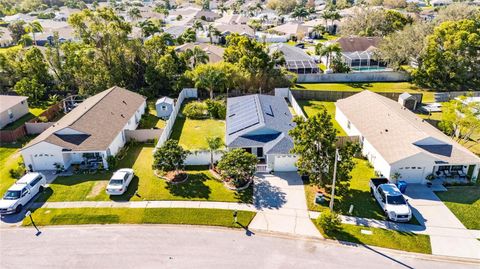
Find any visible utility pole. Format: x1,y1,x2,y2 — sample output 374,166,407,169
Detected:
329,148,339,211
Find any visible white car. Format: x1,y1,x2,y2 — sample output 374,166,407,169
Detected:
370,178,412,222
0,173,46,215
106,169,134,195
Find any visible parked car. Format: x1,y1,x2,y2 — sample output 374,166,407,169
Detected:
0,173,46,215
295,43,305,49
369,178,412,222
106,168,134,195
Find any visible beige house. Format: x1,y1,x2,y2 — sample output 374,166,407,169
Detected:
0,95,29,129
175,43,225,64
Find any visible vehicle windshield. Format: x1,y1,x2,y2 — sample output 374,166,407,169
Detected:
3,190,21,200
387,195,407,205
109,179,123,186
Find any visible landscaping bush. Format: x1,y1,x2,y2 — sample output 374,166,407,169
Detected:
9,162,26,179
317,210,342,234
107,156,117,170
205,99,226,119
183,102,208,119
217,149,257,187
153,139,189,173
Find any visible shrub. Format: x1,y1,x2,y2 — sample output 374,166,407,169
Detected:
205,99,226,119
153,139,189,172
9,162,26,179
183,101,208,119
317,210,341,234
37,116,48,123
107,156,117,170
217,149,257,187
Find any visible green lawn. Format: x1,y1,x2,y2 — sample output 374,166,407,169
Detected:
297,100,346,136
313,221,431,254
0,146,23,196
138,101,166,129
1,107,46,131
293,82,435,103
23,208,256,228
170,116,225,150
436,186,480,230
37,145,252,203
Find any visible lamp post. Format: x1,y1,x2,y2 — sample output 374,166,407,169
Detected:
329,148,340,211
233,210,238,223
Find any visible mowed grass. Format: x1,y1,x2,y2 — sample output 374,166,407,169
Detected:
37,145,252,203
138,101,166,129
293,82,435,103
170,116,225,150
313,221,431,254
23,208,256,228
0,147,23,196
297,100,346,136
436,186,480,230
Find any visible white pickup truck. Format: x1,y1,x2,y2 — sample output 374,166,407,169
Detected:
369,178,412,222
0,172,46,215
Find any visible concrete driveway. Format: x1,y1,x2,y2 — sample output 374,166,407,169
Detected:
405,185,480,259
249,172,321,238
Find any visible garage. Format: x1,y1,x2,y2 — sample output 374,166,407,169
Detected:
273,155,298,172
30,153,64,171
396,166,426,184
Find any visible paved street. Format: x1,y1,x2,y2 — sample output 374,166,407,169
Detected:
249,172,321,238
1,225,477,269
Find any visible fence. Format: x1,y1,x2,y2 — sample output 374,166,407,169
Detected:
25,122,54,134
434,91,480,102
0,126,27,143
125,129,163,142
296,71,410,83
336,136,360,147
155,88,198,150
185,150,224,166
291,89,423,103
275,88,307,119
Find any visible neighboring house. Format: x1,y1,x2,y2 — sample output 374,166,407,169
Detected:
21,87,146,171
213,23,255,44
269,22,309,40
336,91,480,184
269,43,320,74
331,36,386,71
175,43,225,64
215,14,249,25
0,95,29,129
168,7,220,22
431,0,453,6
164,25,188,39
226,94,298,172
0,28,14,48
155,97,174,119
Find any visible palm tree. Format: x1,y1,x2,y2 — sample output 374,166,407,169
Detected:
25,21,43,46
319,43,341,69
312,24,326,39
206,24,220,44
180,27,197,43
218,4,228,15
128,7,142,21
192,20,203,33
193,65,228,99
185,46,209,67
248,20,261,36
19,34,33,47
206,136,223,169
292,6,309,22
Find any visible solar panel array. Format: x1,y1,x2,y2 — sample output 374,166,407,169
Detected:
227,96,260,135
286,60,318,70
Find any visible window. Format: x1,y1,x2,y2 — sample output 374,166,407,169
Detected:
29,176,42,187
161,105,168,111
21,188,28,197
8,109,13,119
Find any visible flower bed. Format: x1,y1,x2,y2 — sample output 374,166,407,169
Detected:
154,169,189,184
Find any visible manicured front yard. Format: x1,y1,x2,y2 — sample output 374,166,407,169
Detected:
298,100,346,136
170,116,225,150
313,221,431,254
436,186,480,230
293,82,435,103
0,147,23,196
23,208,256,228
37,145,251,203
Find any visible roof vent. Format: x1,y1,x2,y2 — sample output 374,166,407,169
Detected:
385,129,388,132
123,100,127,105
121,114,125,118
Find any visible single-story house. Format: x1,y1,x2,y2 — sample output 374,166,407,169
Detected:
21,87,146,171
156,97,174,119
269,43,320,74
0,95,29,129
226,94,298,172
215,14,249,25
175,43,225,64
0,28,14,48
269,22,309,40
336,91,480,184
331,36,387,71
168,7,220,22
213,23,255,44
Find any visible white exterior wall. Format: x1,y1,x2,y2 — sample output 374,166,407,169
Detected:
272,154,298,172
185,150,224,166
0,100,29,129
390,153,434,184
21,142,65,171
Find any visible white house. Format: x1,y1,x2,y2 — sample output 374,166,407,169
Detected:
336,91,480,184
0,95,29,129
226,94,298,172
21,87,146,171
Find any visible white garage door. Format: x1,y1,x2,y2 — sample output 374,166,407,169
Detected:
31,153,63,170
273,155,298,172
397,166,425,184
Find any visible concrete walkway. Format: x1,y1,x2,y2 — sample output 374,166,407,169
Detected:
249,173,322,238
405,185,480,260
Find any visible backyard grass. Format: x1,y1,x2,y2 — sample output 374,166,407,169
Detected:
313,221,431,254
170,116,225,150
22,208,256,228
293,82,435,103
297,100,346,136
435,186,480,230
37,145,252,203
138,101,166,129
1,107,46,130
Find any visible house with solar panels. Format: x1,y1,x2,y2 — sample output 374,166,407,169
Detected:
226,94,298,172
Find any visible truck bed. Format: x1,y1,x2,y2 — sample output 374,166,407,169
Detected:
370,178,389,188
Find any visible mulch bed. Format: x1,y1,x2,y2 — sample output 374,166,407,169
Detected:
210,168,252,191
154,170,188,184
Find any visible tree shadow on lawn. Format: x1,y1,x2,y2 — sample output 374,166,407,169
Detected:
348,82,373,90
235,185,253,204
117,144,144,168
165,172,211,199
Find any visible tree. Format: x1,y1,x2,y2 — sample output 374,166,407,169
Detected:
139,19,160,38
206,24,220,44
18,34,32,47
192,20,203,33
153,140,189,174
8,20,26,44
216,148,257,187
128,7,141,21
14,78,46,104
206,136,223,169
414,19,480,91
291,6,309,22
383,0,406,9
24,20,43,46
317,43,341,69
179,27,197,43
439,96,480,145
248,20,262,36
312,24,326,39
266,0,297,15
187,63,228,99
434,3,479,25
184,46,209,67
330,54,351,73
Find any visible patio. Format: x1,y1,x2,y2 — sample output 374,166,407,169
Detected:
432,165,474,185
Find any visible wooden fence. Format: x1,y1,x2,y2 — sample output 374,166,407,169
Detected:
335,136,360,147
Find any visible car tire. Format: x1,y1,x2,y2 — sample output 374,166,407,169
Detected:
15,204,23,214
39,186,44,192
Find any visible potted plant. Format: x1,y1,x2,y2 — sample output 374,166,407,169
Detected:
425,174,435,187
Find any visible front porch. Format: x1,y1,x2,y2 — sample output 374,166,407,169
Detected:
62,151,108,173
432,164,479,185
